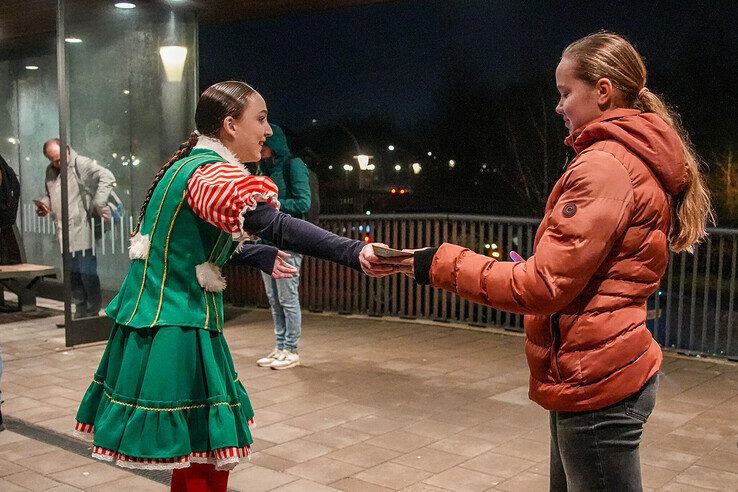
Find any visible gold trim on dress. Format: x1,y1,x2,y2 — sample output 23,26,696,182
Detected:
125,155,200,324
151,194,187,326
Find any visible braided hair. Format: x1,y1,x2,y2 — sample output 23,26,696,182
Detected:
132,81,256,234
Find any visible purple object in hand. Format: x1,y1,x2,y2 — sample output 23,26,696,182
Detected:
509,251,525,262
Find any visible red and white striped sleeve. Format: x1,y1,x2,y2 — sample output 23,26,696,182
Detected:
186,162,280,233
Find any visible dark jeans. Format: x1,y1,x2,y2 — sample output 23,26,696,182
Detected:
69,249,101,318
550,374,659,492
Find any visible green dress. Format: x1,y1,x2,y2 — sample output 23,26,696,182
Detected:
74,149,258,471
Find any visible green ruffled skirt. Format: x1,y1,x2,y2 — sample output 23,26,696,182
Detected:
74,323,254,470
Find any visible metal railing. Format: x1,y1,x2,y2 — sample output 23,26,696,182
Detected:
21,203,135,257
223,214,738,360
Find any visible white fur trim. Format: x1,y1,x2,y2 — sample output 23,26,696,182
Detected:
128,232,150,260
193,135,241,166
196,262,227,292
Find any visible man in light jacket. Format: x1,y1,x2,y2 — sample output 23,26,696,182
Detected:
37,139,115,318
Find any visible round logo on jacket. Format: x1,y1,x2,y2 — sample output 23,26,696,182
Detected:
562,203,577,218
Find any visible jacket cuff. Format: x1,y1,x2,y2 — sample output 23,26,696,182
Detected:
429,243,470,291
413,247,438,285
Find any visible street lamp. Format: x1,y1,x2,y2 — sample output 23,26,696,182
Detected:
412,163,422,175
353,154,373,170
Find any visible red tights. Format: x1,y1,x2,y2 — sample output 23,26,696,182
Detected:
170,463,229,492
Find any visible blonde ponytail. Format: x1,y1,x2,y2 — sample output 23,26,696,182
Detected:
564,32,714,253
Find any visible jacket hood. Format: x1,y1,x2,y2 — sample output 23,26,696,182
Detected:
565,109,689,196
263,124,291,163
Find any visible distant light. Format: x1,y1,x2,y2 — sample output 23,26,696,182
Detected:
390,188,397,194
343,164,354,171
365,210,371,216
114,2,136,8
448,159,456,168
328,165,333,170
25,65,39,70
412,163,422,175
123,89,130,95
112,152,118,158
25,157,30,161
482,163,487,170
311,118,317,124
65,38,82,43
399,188,407,195
132,158,140,166
387,145,395,151
427,151,432,156
394,164,402,171
492,251,501,258
485,244,491,249
366,164,376,171
7,137,18,144
491,243,498,249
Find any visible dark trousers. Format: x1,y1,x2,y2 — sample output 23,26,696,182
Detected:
549,374,659,492
69,249,101,318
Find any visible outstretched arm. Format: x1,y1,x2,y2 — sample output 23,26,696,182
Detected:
242,203,365,271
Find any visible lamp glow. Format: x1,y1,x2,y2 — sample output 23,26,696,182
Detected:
159,46,188,82
354,154,371,170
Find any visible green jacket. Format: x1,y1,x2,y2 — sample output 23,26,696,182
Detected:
106,149,236,332
259,125,311,218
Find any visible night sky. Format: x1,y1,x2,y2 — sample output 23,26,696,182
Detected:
200,0,737,136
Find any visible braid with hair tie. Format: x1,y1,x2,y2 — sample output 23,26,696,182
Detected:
131,131,199,235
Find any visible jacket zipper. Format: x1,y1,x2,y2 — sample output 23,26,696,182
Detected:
550,313,562,382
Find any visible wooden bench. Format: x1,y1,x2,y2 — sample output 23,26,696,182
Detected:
0,263,58,312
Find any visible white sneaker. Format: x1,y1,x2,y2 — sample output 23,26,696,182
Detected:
271,351,300,370
257,349,285,367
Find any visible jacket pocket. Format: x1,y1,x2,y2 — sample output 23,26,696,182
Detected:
550,313,562,382
625,374,659,422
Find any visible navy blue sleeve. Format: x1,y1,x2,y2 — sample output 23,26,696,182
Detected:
227,243,278,275
242,203,364,271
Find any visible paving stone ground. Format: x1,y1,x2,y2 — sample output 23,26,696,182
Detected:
1,299,737,491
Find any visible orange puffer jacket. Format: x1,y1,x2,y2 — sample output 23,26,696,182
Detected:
429,108,688,411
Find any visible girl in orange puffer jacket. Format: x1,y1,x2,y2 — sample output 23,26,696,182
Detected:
376,32,713,491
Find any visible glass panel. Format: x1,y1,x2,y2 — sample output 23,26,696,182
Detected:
0,29,61,310
60,0,197,335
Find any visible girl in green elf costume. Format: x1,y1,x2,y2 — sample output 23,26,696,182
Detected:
73,81,391,491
